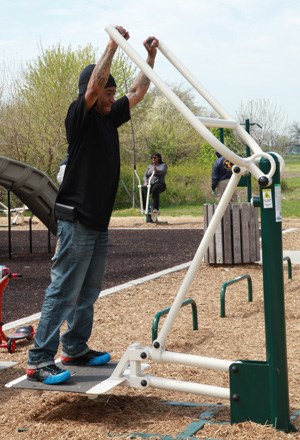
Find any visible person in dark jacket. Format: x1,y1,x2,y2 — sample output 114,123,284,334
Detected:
211,152,237,202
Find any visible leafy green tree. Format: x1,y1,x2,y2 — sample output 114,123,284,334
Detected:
199,127,245,170
0,44,98,179
141,86,205,164
19,44,98,179
0,46,155,180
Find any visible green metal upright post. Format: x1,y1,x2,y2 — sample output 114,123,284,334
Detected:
219,127,224,144
245,119,252,202
259,154,291,431
229,154,293,432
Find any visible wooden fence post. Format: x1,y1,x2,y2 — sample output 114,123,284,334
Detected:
204,203,260,264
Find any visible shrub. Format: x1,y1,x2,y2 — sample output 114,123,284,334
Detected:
114,161,213,209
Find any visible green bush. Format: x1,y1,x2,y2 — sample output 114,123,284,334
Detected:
114,160,213,209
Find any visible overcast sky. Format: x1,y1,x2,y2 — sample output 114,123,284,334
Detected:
1,0,299,123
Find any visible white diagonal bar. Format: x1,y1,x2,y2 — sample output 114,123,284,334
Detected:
198,117,238,128
105,24,268,182
155,172,241,348
147,376,230,399
158,350,234,371
158,41,263,155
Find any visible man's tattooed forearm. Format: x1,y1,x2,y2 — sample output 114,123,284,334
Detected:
129,72,150,93
93,47,116,88
139,74,150,87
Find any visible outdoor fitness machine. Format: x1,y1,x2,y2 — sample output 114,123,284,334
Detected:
99,25,293,432
7,26,294,433
134,169,157,223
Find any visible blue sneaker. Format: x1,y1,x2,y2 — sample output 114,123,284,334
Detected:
61,349,111,366
27,364,71,384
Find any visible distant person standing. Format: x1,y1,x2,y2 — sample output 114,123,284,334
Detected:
142,152,167,221
211,152,237,202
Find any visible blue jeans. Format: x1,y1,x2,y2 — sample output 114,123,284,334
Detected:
28,220,108,368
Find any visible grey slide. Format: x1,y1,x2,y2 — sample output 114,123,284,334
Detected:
0,156,58,235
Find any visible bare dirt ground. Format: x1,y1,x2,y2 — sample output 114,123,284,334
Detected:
0,216,300,439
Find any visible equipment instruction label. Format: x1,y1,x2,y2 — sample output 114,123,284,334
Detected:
274,184,282,222
262,189,273,209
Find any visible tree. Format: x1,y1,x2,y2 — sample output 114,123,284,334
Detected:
111,50,137,99
23,44,99,178
0,46,151,180
237,98,288,150
289,122,300,144
140,85,207,164
0,44,99,179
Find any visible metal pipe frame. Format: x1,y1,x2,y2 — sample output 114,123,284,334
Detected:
133,169,144,214
102,25,283,401
145,171,154,215
145,376,230,400
134,169,154,216
198,116,238,129
155,172,241,349
105,24,277,184
154,349,234,371
158,41,262,155
91,342,235,400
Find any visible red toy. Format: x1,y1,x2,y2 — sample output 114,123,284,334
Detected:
0,265,35,353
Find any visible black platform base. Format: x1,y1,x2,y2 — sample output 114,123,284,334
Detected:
6,361,118,395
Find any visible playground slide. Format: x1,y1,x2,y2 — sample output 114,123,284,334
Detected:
0,156,58,235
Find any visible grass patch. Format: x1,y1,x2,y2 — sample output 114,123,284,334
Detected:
281,155,300,217
112,204,204,217
114,155,299,218
284,154,300,173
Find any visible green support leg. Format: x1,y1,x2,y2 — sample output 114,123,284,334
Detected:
230,154,294,432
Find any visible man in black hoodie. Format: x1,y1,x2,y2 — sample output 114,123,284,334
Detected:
27,25,159,385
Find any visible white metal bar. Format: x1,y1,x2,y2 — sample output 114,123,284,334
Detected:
158,41,233,121
105,25,268,182
0,201,8,210
157,350,234,371
198,117,238,129
87,363,149,396
87,376,127,395
145,170,154,214
105,25,276,350
158,41,263,155
147,375,230,399
155,172,241,348
134,169,144,214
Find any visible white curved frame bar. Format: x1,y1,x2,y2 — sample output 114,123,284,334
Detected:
133,169,144,214
105,24,278,184
97,25,283,400
134,170,155,215
145,171,155,215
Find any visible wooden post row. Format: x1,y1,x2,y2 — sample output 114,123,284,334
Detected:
204,203,260,264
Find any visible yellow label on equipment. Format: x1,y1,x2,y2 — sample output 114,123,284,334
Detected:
262,189,273,209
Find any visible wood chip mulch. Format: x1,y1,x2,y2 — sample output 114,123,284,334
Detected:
0,216,300,439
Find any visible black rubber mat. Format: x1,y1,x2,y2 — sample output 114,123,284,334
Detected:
6,361,118,394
